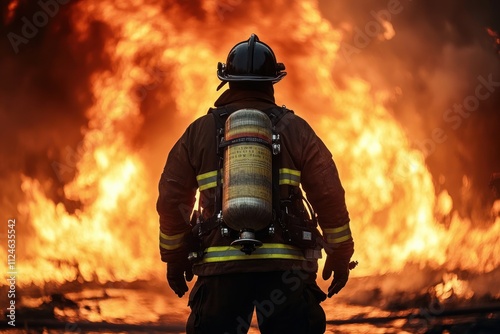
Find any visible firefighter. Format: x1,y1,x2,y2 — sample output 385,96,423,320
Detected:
157,34,355,334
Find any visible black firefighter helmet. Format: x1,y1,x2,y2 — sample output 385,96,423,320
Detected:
216,34,287,90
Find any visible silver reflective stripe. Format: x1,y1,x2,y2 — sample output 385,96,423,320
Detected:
323,223,352,244
196,170,218,191
201,243,305,263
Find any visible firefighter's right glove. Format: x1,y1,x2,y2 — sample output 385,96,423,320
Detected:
322,241,354,297
167,259,193,298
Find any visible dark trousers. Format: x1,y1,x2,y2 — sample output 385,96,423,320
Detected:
186,271,326,334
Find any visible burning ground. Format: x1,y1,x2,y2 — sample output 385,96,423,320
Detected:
0,0,499,332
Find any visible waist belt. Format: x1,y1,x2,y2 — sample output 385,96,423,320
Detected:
200,243,306,263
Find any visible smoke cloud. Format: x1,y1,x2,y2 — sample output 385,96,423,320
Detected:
319,0,500,219
0,0,113,218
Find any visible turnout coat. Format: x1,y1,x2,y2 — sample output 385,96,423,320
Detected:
157,88,353,276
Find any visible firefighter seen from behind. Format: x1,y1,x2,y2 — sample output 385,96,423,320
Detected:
157,34,356,334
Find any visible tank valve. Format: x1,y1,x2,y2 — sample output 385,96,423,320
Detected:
231,229,263,255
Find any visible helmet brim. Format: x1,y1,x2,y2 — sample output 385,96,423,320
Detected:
217,72,287,83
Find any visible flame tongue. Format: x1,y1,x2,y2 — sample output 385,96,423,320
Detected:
2,0,499,287
433,273,475,302
15,2,164,286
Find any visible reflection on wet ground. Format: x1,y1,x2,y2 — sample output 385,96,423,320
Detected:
1,273,499,334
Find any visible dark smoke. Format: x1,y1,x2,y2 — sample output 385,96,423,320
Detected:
0,0,218,219
0,0,109,217
319,0,500,220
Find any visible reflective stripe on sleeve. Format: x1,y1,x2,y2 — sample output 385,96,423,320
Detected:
279,168,301,186
197,168,301,189
159,231,187,251
200,243,305,263
196,170,218,191
323,223,352,244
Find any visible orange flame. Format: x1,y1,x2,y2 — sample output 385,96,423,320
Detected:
4,0,19,25
1,0,498,287
433,273,474,302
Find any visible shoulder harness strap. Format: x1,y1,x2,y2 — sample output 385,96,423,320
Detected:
202,105,292,233
263,106,292,225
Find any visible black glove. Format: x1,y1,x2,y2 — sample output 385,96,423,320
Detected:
322,256,349,297
167,259,194,298
322,241,354,297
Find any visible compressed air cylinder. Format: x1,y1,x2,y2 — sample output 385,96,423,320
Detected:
222,109,273,232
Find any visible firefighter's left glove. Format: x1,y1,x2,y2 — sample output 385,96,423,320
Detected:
167,259,193,298
322,241,354,297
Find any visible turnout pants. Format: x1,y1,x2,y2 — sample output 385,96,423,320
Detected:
186,271,326,334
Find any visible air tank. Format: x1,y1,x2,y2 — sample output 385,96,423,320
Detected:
222,109,273,233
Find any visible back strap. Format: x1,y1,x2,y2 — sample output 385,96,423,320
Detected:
266,105,291,127
206,104,292,230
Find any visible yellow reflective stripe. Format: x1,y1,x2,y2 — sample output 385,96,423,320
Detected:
324,223,352,245
196,168,300,191
202,254,304,262
279,179,300,186
196,170,219,191
197,169,300,188
323,224,350,234
280,168,301,176
200,243,305,263
160,231,186,240
160,242,181,250
199,181,217,191
207,243,298,252
196,170,218,181
279,168,301,186
326,235,352,244
159,231,187,251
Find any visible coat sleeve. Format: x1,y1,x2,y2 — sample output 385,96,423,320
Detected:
293,116,354,252
156,125,198,263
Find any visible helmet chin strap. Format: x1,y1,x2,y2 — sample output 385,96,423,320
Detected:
216,81,228,91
